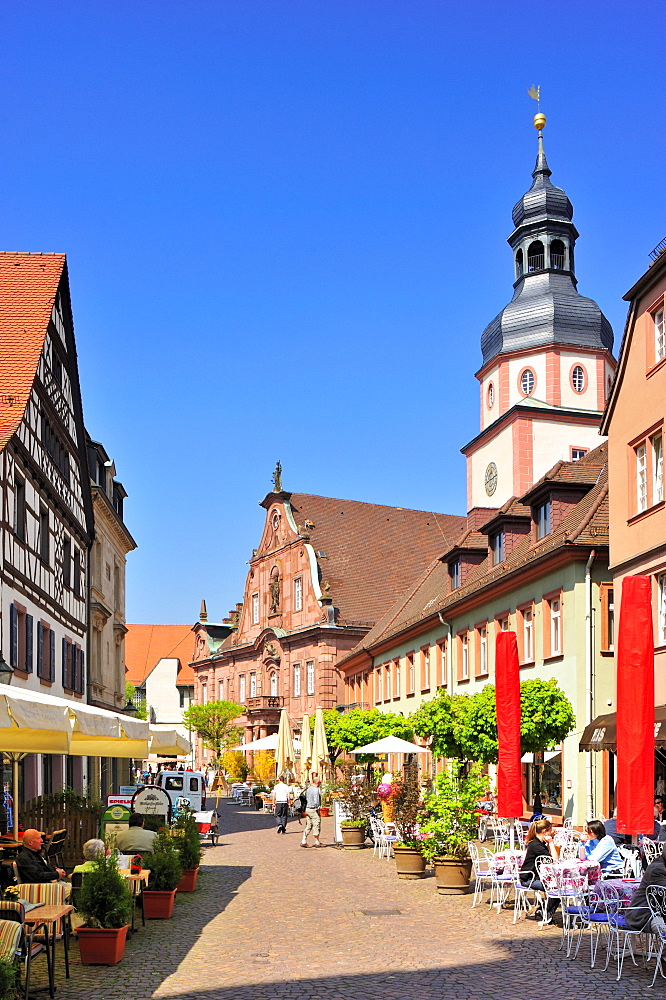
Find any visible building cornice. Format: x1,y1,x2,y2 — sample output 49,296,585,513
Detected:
461,402,603,456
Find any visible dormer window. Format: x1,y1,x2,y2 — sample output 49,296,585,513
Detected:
449,560,461,590
535,501,551,539
490,531,505,565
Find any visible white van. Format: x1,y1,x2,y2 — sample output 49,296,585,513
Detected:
154,771,206,812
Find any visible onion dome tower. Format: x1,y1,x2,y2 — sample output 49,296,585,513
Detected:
462,106,616,511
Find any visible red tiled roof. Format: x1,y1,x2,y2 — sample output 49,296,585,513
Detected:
0,253,66,451
288,493,466,626
125,624,195,685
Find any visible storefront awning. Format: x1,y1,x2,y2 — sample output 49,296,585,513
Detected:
579,705,666,751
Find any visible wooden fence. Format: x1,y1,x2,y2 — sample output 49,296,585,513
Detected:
21,793,103,868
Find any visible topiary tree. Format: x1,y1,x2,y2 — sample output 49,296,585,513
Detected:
77,851,133,928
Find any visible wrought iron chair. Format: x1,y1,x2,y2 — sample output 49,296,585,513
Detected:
468,842,495,908
599,882,646,981
646,884,666,988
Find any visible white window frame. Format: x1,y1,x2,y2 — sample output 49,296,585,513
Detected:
294,577,303,612
658,574,666,646
270,672,278,696
439,641,448,687
218,679,224,700
572,365,585,392
520,368,535,395
395,662,401,697
408,655,415,693
637,443,648,512
385,664,391,700
423,648,430,688
655,308,665,363
377,667,383,703
550,598,561,655
201,681,208,705
293,663,301,697
238,674,246,703
461,634,469,680
479,628,487,674
251,593,259,625
523,607,533,661
652,433,664,504
571,448,587,461
306,660,315,695
249,671,257,698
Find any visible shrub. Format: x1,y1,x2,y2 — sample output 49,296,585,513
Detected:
0,956,16,1000
419,761,487,862
333,766,375,823
392,764,426,850
147,830,183,892
173,810,203,870
77,851,133,929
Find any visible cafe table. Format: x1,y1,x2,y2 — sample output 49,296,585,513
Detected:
24,903,73,998
119,869,150,932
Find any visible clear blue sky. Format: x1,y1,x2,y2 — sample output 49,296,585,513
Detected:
2,2,663,623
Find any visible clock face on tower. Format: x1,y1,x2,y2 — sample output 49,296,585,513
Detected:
484,462,498,497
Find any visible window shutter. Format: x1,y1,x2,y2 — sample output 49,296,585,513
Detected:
25,615,33,673
62,638,68,687
72,646,78,694
49,629,55,682
37,621,44,677
78,649,85,694
9,605,17,669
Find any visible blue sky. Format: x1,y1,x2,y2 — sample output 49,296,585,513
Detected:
2,1,663,623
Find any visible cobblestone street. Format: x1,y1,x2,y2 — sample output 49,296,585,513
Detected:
41,801,657,1000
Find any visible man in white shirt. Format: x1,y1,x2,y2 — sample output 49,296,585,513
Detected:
273,776,293,834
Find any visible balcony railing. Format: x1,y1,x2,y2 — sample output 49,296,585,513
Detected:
527,254,544,272
243,695,284,712
550,253,565,270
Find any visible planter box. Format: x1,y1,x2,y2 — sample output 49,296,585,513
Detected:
142,889,177,919
176,867,200,892
77,925,128,965
319,807,330,817
340,826,366,849
393,844,427,879
433,857,472,894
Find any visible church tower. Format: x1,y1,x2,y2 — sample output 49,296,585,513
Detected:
462,111,616,510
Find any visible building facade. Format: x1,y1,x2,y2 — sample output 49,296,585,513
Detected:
0,253,94,800
191,478,464,766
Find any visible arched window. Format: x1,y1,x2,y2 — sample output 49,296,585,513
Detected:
527,241,545,272
520,368,536,396
550,239,566,270
487,382,495,409
515,248,524,279
571,364,586,393
270,673,278,696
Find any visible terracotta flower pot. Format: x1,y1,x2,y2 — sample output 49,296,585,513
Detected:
77,925,128,965
319,807,330,817
433,857,473,894
393,844,427,879
340,825,366,849
142,889,177,918
176,868,199,892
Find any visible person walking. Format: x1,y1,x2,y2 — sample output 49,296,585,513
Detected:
301,774,323,848
273,775,292,834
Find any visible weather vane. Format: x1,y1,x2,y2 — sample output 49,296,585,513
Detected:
527,84,546,132
272,460,282,493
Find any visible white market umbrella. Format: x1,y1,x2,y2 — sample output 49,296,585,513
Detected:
300,714,312,782
311,707,329,778
275,709,296,779
231,734,302,753
350,736,432,756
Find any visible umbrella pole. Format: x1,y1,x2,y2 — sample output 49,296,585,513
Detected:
12,755,19,842
509,817,515,850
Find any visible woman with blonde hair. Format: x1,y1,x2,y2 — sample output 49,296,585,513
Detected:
519,817,559,926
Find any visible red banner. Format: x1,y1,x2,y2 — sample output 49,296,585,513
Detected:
616,575,654,835
496,631,523,818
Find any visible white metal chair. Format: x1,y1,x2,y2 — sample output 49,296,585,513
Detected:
643,838,662,866
646,884,666,988
468,842,496,907
599,883,646,981
511,868,543,924
618,845,642,880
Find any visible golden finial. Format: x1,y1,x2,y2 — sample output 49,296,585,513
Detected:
527,84,546,131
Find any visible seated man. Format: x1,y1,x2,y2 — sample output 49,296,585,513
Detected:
17,828,67,883
114,813,157,855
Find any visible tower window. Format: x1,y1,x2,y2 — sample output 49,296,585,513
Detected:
515,249,524,279
519,368,536,396
550,239,566,270
487,382,495,409
527,240,545,272
571,364,586,393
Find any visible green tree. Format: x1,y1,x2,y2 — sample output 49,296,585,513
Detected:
182,700,243,763
411,679,575,763
125,681,148,720
316,708,415,765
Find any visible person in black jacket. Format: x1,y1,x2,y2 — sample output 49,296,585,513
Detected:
16,829,66,883
625,843,666,931
519,817,559,926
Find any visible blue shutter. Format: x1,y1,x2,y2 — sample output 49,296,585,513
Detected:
25,614,33,673
49,629,55,682
61,638,67,687
37,621,44,677
9,605,17,669
78,649,85,694
71,645,78,693
68,642,74,690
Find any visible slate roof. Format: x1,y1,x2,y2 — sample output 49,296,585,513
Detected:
125,624,195,685
287,494,466,626
0,252,66,451
338,447,608,664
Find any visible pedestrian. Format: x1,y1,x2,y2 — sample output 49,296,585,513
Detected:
273,774,293,834
301,774,323,848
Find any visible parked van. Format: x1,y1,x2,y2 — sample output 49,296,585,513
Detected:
155,771,205,812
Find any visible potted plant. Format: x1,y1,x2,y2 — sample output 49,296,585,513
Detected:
76,851,133,964
392,764,427,878
319,782,332,818
174,810,203,892
334,766,374,849
420,761,487,894
143,830,183,918
0,957,16,999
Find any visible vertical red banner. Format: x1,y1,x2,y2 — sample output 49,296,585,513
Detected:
616,575,654,835
496,631,523,818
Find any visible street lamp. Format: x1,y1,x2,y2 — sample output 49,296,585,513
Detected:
0,653,14,685
123,698,138,717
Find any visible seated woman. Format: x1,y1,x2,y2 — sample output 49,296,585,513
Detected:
72,839,105,874
581,819,623,872
519,817,559,927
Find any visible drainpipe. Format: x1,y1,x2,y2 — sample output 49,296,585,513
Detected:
585,549,596,821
